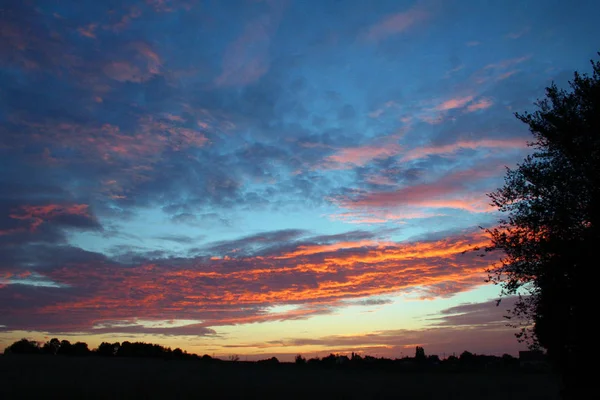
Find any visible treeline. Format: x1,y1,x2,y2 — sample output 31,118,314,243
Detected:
292,348,525,372
3,339,544,371
3,338,208,361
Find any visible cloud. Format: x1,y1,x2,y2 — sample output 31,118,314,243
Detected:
215,2,285,87
0,228,493,334
9,204,99,232
435,95,474,111
78,24,98,39
362,5,428,42
401,138,527,162
219,320,523,359
332,163,504,213
506,27,530,39
103,42,162,83
466,98,493,112
428,296,521,327
484,56,530,70
322,144,402,170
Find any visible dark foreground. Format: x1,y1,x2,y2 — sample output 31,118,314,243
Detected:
0,356,559,399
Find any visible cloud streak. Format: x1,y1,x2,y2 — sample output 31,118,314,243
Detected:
0,229,492,334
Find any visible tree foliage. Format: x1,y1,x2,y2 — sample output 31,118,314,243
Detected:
487,54,599,386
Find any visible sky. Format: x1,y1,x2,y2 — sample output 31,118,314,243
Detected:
1,0,599,361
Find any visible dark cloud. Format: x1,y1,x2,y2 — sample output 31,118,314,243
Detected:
429,296,521,327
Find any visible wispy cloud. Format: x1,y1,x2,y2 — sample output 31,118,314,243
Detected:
215,2,285,86
506,27,530,39
401,138,526,162
466,98,493,112
435,95,474,111
362,5,428,42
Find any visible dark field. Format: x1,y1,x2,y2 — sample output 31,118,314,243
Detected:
0,356,560,399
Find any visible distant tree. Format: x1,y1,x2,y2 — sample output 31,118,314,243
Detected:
414,346,426,362
307,357,320,366
350,352,363,364
459,351,475,364
173,348,183,358
42,338,61,355
257,357,279,365
72,342,90,356
97,342,119,356
321,353,337,366
295,354,306,365
4,339,41,355
57,340,73,356
486,54,599,398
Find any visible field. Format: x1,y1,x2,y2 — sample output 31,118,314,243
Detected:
0,356,560,399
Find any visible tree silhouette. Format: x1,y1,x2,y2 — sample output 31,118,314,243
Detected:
487,53,599,399
414,346,426,362
57,340,73,356
42,338,60,355
97,342,119,356
295,354,307,365
4,338,41,354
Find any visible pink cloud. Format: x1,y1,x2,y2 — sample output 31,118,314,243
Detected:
323,144,402,169
496,70,518,81
215,2,285,87
328,210,442,224
401,138,527,162
484,56,530,70
78,24,98,39
466,98,493,112
103,62,146,82
103,43,162,82
435,95,474,111
9,204,93,231
333,164,506,213
363,6,428,42
506,27,530,39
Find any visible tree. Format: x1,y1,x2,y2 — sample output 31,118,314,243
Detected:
295,354,306,365
414,346,426,362
42,338,60,355
4,339,41,354
487,54,599,398
97,342,119,356
57,340,73,355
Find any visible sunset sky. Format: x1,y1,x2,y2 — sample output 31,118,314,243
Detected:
1,0,599,360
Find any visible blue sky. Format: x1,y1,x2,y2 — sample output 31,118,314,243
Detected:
1,0,599,359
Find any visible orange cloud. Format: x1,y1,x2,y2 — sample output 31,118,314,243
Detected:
9,204,92,231
4,230,494,333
